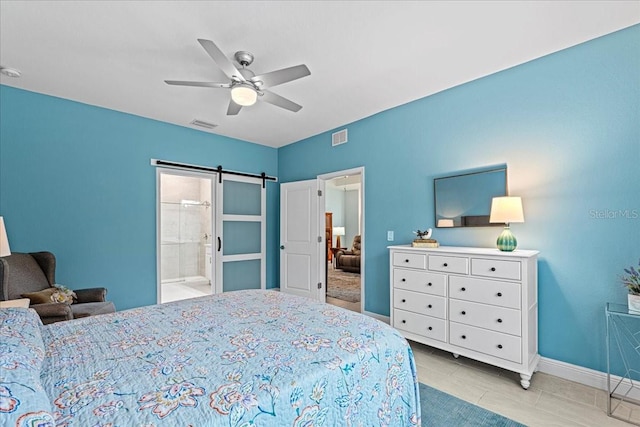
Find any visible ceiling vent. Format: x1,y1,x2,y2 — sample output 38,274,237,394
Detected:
332,129,348,146
190,119,218,130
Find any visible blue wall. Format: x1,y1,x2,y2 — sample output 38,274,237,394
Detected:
0,87,279,310
1,25,638,374
279,25,640,372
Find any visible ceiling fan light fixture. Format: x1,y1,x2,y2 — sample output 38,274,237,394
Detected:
231,83,257,106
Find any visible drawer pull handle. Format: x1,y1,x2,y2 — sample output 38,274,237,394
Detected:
461,287,466,292
497,318,503,323
497,344,503,349
402,320,406,324
428,326,433,331
427,282,432,287
461,335,466,339
427,304,432,309
461,311,466,315
497,292,502,297
405,259,410,263
491,267,496,272
401,299,406,303
443,263,448,267
401,278,406,282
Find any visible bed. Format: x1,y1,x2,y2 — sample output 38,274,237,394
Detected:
1,290,420,426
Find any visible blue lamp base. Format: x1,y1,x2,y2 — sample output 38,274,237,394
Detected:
496,226,517,252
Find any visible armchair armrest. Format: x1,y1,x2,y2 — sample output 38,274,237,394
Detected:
336,249,354,258
74,287,107,303
31,302,73,324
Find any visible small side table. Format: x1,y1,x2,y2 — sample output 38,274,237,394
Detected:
330,247,347,269
606,302,640,425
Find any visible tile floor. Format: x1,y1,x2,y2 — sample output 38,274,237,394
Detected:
326,297,639,426
160,278,211,303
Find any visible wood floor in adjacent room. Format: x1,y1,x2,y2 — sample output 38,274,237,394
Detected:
411,341,640,427
326,296,361,312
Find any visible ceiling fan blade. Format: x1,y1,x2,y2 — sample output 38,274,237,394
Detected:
197,38,244,81
227,99,242,116
165,80,231,88
260,90,302,112
252,64,310,88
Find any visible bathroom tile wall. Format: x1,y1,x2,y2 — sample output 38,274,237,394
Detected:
160,173,210,281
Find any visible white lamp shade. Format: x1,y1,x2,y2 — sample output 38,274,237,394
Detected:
230,84,258,106
490,197,525,224
0,217,11,257
333,226,345,236
437,219,454,228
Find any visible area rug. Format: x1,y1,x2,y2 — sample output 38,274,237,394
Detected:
326,263,361,302
420,383,525,426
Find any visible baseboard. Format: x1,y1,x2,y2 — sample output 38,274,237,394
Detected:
538,356,640,400
363,310,390,324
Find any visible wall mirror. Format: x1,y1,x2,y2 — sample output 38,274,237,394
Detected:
434,166,507,227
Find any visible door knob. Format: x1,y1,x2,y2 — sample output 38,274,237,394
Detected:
280,245,285,250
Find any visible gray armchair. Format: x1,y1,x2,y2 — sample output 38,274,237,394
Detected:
0,251,115,324
335,235,361,273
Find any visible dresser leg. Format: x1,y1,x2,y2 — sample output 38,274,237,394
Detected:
452,353,460,359
520,373,532,390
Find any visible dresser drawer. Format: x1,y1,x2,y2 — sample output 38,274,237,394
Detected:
449,299,521,336
471,258,521,281
393,269,446,296
393,251,427,269
449,276,521,309
393,309,446,342
394,289,446,319
449,322,521,363
428,255,469,275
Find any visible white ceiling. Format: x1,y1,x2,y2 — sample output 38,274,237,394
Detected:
1,1,638,148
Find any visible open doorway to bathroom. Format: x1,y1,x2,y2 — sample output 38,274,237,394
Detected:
157,169,214,303
324,173,362,313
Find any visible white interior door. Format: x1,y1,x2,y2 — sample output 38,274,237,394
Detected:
280,179,323,301
215,174,266,293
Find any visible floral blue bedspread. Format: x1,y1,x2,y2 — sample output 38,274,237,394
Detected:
2,290,420,426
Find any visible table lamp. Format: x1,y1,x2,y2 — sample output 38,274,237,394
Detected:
333,226,345,248
489,197,524,252
437,219,454,228
0,217,11,257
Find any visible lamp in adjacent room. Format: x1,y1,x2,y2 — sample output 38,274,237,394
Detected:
0,217,11,257
489,197,524,252
333,226,345,248
230,83,258,106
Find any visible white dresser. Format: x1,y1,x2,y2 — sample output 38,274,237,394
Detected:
389,245,539,389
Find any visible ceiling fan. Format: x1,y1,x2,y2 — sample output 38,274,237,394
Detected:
165,39,310,115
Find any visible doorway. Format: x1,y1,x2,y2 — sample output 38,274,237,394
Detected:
320,169,363,313
157,169,215,303
157,164,268,303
